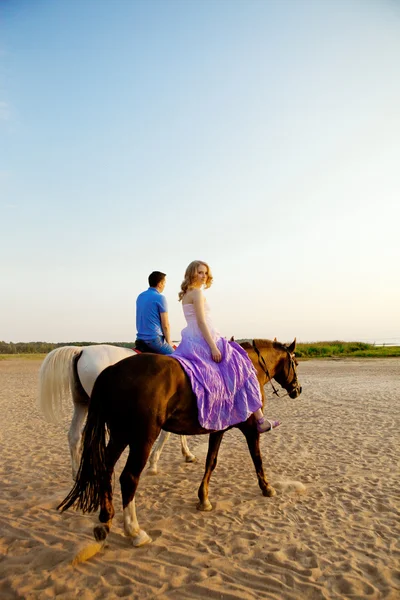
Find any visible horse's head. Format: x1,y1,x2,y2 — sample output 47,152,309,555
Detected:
272,339,302,399
244,338,302,400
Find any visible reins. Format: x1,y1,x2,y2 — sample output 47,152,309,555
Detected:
252,339,295,399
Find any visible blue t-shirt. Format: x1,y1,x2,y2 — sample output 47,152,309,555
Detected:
136,287,168,341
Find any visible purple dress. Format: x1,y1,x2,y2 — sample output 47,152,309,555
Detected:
173,303,262,430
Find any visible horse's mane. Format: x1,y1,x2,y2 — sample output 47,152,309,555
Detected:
238,339,287,352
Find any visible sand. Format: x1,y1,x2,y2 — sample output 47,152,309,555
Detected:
0,357,399,599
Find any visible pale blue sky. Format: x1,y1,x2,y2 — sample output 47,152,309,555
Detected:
1,0,399,343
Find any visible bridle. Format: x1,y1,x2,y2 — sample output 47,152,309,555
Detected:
252,340,298,399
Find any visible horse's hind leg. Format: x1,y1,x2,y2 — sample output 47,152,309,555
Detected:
123,497,150,548
68,399,88,480
147,430,171,475
197,431,224,511
121,439,157,547
94,436,127,543
238,422,276,497
69,356,90,480
180,435,196,463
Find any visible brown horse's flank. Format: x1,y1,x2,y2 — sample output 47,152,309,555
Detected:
58,339,301,548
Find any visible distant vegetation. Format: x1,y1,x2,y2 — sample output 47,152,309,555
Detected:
0,341,134,355
293,341,400,358
1,340,399,360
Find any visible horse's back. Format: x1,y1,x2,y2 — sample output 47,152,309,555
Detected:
93,353,199,433
78,344,136,396
98,353,187,394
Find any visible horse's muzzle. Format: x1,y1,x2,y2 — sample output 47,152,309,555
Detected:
289,385,302,399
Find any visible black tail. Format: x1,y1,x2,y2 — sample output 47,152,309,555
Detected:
58,383,110,513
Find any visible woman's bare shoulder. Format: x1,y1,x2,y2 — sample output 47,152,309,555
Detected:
192,289,205,308
183,288,203,305
191,287,203,296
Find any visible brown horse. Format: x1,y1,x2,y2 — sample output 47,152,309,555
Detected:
59,339,302,549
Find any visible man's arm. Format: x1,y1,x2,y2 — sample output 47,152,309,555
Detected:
160,312,172,346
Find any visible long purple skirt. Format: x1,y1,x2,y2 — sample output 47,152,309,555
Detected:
173,337,262,430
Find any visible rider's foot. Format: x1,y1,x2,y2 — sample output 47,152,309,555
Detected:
257,417,281,433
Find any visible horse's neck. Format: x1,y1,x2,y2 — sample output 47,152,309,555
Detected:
265,348,282,375
254,346,283,380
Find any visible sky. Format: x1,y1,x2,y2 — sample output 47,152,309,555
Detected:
1,0,399,344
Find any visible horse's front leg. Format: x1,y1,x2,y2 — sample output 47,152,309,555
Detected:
197,431,224,511
180,435,196,463
68,401,88,480
147,430,171,475
238,421,276,497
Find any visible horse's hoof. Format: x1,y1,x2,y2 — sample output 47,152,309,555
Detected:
197,500,213,511
147,466,158,476
185,454,196,463
131,529,152,547
93,524,109,541
263,486,276,497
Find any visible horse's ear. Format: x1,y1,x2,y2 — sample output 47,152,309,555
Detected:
287,338,296,353
273,337,277,342
230,335,235,342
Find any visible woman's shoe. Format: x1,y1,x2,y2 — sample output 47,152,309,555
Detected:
257,417,281,433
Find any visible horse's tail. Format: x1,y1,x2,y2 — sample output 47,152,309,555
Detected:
38,346,82,423
57,379,110,514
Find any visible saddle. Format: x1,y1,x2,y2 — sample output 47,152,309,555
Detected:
134,339,153,353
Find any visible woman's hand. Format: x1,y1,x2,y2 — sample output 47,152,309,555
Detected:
211,345,222,363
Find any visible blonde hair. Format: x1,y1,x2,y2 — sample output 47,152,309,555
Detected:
178,260,213,301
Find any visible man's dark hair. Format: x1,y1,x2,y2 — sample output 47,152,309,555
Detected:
148,271,166,288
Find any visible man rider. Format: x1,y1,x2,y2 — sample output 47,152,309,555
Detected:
135,271,174,354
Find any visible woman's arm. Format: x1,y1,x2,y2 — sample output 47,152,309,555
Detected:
192,289,222,362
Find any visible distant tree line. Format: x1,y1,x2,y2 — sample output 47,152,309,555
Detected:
0,341,136,354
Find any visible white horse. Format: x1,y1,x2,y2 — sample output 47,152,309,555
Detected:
38,344,196,479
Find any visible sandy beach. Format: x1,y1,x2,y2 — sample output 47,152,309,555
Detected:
0,357,399,599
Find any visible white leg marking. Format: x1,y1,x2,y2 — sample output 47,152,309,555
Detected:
123,500,151,547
